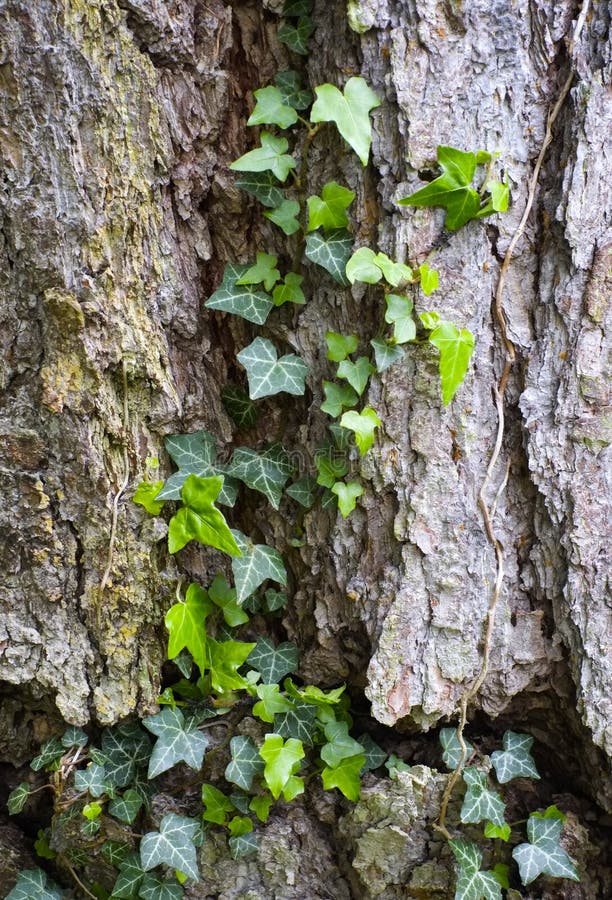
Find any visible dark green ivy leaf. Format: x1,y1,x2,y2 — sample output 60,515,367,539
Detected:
225,736,265,791
222,384,258,429
247,637,299,684
274,70,312,110
234,171,285,208
305,229,353,285
277,16,314,55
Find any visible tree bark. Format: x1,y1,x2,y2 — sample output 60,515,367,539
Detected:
0,0,610,896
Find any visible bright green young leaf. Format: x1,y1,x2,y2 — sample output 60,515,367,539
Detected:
165,582,212,675
237,337,308,399
140,813,200,882
439,727,475,770
478,180,510,216
138,872,183,900
230,132,296,181
449,839,503,900
419,310,441,331
358,734,387,771
259,734,304,799
82,801,102,821
158,428,237,506
228,445,293,509
373,252,413,287
247,637,299,684
271,271,305,305
234,171,284,208
30,737,65,771
167,474,241,556
7,783,30,815
228,815,253,838
209,574,249,627
321,380,359,417
340,407,381,455
345,246,382,284
205,262,274,326
512,813,580,885
265,200,301,236
307,182,355,232
310,77,381,165
108,788,143,825
142,707,208,778
74,762,108,797
331,481,363,517
133,480,164,515
429,321,475,405
230,530,287,603
325,331,358,362
460,767,506,827
201,784,235,825
337,357,375,395
247,85,298,128
418,263,439,295
321,753,365,801
206,637,256,694
274,69,312,110
304,229,353,285
253,683,294,723
33,828,55,860
315,452,348,488
222,384,258,430
249,793,274,822
484,821,511,841
492,864,510,889
277,15,314,55
371,337,405,373
225,736,265,791
284,679,346,708
285,475,317,507
274,702,318,745
320,721,365,768
237,252,280,291
6,869,64,900
384,293,416,344
281,774,304,802
490,731,540,783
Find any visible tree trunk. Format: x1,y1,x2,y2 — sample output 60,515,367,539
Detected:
0,0,610,897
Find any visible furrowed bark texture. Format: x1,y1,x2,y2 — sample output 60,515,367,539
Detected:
0,0,610,896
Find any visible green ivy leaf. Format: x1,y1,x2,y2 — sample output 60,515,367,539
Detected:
7,782,30,815
331,481,363,517
74,762,108,798
237,252,281,292
228,815,253,838
274,70,312,110
358,734,387,771
490,731,540,783
99,724,151,788
230,132,296,182
285,475,317,507
449,840,503,900
265,200,301,237
305,229,353,285
277,16,314,55
247,638,299,683
284,679,346,708
429,322,475,405
133,481,164,515
339,407,381,455
418,263,439,295
337,357,375,395
310,77,381,165
320,721,365,768
111,852,146,898
274,702,318,745
321,753,365,801
373,252,413,287
460,767,506,827
6,869,64,900
108,788,143,825
138,873,183,900
158,428,237,506
237,337,308,400
247,85,298,129
325,331,358,362
142,707,209,778
253,683,294,723
264,588,288,612
282,0,312,16
207,637,257,694
101,840,131,868
398,145,485,230
259,734,304,799
439,727,475,770
234,171,284,208
228,445,293,509
385,754,411,777
168,474,241,556
225,736,265,791
512,812,579,885
345,246,381,284
419,310,441,330
231,530,287,603
30,737,65,771
34,829,56,860
320,381,359,417
209,574,249,627
140,813,200,882
484,821,511,841
370,337,405,373
61,725,89,749
222,385,258,429
385,293,416,344
315,451,348,488
307,182,355,232
201,784,235,825
165,583,212,675
205,263,274,326
249,793,274,822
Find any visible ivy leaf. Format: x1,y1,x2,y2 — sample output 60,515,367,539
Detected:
111,852,146,898
277,16,314,55
250,793,274,822
222,384,258,429
264,588,288,612
460,767,506,827
231,530,287,603
282,0,312,16
449,840,503,900
337,357,375,395
429,322,475,405
384,293,416,344
142,707,209,778
140,813,200,882
321,753,365,801
284,679,346,708
373,252,413,287
6,869,64,900
7,782,30,815
138,873,183,900
237,252,280,292
205,263,274,326
228,445,293,509
305,229,353,285
168,474,241,556
108,788,143,824
319,381,357,417
201,783,235,825
206,636,256,693
490,731,540,783
325,331,358,362
320,721,365,768
158,429,237,506
74,762,108,797
230,132,296,182
225,736,265,791
247,638,299,683
346,247,382,284
237,337,308,400
358,734,387,771
259,734,304,799
30,737,65,771
253,684,294,723
274,702,318,745
209,574,249,627
133,481,164,515
285,475,317,507
339,407,381,455
101,840,131,868
274,69,312,110
100,724,151,788
165,583,212,675
234,171,284,208
484,821,511,841
310,77,381,165
61,725,89,749
247,85,298,129
512,812,580,885
439,727,475,770
418,263,439,295
385,754,411,777
307,182,355,232
265,200,301,237
398,145,483,231
371,337,405,373
331,481,363,517
419,310,441,330
315,451,348,488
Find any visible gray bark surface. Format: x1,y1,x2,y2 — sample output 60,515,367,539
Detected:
0,0,610,896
